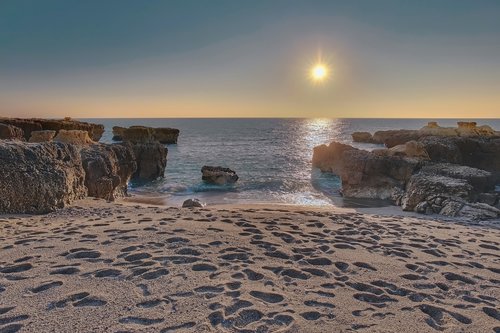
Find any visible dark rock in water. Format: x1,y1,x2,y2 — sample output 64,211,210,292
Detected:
352,131,378,144
131,142,167,181
80,143,137,201
29,130,56,143
201,166,239,185
0,123,24,140
182,198,205,208
113,126,180,144
0,117,104,141
0,142,87,214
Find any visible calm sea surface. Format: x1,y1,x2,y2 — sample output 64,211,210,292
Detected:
85,118,500,207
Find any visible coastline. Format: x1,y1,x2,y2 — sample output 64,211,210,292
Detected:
1,199,499,332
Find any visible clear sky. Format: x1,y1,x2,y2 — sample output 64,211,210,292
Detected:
1,0,500,118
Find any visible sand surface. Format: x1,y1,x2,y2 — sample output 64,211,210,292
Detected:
0,199,499,333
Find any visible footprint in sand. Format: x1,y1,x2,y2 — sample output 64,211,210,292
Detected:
249,290,284,304
30,281,63,293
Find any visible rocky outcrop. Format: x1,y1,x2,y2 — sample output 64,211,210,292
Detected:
54,130,93,145
0,117,104,141
80,143,137,201
131,143,167,182
358,122,500,148
201,166,239,185
153,128,180,144
0,123,24,140
313,142,422,199
29,130,56,143
113,126,180,144
372,141,430,159
110,126,170,181
313,137,500,220
0,142,87,214
373,129,421,148
420,136,500,178
352,132,377,143
112,126,126,141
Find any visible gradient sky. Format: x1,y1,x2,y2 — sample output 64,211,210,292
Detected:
1,0,500,118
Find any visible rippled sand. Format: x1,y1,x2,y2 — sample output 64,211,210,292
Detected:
0,199,499,332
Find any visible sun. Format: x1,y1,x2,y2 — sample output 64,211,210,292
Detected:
310,63,329,82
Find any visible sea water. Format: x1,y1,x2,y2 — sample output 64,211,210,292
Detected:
88,118,500,207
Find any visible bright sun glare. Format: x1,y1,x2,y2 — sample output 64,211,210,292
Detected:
311,64,328,82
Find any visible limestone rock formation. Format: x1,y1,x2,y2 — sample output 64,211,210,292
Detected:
313,137,500,220
313,142,422,199
372,141,430,159
80,143,137,201
0,123,24,140
0,142,87,214
356,121,500,148
131,142,167,181
112,126,126,141
153,127,180,144
111,126,169,181
121,126,155,143
113,126,180,144
420,136,500,178
352,131,376,143
0,117,104,141
201,166,239,185
29,130,56,143
54,129,93,145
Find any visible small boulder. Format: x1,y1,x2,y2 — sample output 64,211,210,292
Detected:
29,130,56,143
182,198,205,208
54,130,93,145
201,166,239,185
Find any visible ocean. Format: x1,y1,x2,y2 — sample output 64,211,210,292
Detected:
87,118,500,207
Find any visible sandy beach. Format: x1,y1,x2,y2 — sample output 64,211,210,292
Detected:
1,199,499,333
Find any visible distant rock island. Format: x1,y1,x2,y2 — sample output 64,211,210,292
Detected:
0,117,178,214
313,121,500,220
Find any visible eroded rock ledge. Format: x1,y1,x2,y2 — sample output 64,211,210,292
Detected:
0,117,105,141
112,126,180,144
1,127,167,213
313,133,500,220
353,121,500,148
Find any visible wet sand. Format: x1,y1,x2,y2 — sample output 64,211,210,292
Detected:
0,199,499,332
